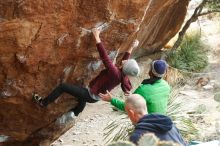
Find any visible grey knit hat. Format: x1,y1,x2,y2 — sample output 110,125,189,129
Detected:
122,59,140,76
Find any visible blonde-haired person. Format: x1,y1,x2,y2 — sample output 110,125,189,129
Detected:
125,94,187,146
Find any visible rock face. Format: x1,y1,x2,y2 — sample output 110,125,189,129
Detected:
0,0,189,145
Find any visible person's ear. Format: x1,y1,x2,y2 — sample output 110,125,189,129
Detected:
127,109,131,114
128,109,135,118
148,69,152,77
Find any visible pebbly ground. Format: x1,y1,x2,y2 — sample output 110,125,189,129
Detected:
51,101,120,146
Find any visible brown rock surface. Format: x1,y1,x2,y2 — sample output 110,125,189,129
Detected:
0,0,189,145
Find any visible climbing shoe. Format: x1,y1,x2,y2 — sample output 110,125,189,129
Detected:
32,93,45,107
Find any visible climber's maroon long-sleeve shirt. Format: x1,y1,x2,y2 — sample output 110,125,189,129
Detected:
89,42,132,95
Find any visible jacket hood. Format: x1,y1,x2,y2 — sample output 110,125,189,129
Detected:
135,114,173,133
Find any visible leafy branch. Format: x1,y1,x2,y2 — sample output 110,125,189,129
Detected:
170,0,220,54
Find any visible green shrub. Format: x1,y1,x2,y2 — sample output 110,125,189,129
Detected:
167,32,208,72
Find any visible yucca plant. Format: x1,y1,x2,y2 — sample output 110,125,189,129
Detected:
167,32,208,72
103,84,199,144
103,113,133,143
167,85,198,142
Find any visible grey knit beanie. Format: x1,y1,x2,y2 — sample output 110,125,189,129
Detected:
122,59,140,76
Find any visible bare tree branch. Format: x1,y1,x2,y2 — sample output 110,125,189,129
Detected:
170,0,207,53
198,10,220,16
164,0,220,59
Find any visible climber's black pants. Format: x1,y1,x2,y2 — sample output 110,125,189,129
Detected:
41,83,98,116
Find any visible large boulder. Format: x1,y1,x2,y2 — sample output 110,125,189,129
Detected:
0,0,189,145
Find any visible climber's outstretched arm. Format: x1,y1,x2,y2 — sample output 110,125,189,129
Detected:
92,28,101,43
121,39,139,61
99,91,125,111
127,39,139,54
92,28,118,75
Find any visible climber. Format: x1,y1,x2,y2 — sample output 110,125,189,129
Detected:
125,94,187,145
33,27,140,116
99,59,171,114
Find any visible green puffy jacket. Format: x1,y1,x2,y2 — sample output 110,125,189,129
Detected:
111,79,171,114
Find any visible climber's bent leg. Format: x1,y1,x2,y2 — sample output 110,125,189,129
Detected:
69,87,98,116
41,83,98,116
41,83,89,106
71,100,87,116
34,83,98,115
39,83,67,106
